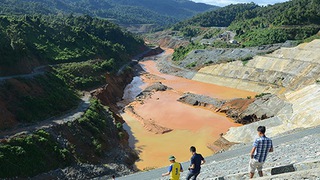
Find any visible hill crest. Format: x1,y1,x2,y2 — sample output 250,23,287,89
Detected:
0,0,217,27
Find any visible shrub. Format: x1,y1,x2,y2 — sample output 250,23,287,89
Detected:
186,62,197,68
118,132,124,139
255,93,271,98
116,122,123,130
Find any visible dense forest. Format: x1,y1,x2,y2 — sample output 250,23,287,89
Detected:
170,0,320,63
172,0,320,46
0,0,217,26
229,0,320,46
173,3,259,29
0,14,146,126
0,15,145,76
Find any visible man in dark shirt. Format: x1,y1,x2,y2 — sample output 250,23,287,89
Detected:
186,146,205,180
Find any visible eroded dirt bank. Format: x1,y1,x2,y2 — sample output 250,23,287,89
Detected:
91,70,135,124
120,50,257,170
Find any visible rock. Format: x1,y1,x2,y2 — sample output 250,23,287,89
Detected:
271,164,295,175
136,82,171,100
142,47,164,58
144,82,169,92
178,92,224,108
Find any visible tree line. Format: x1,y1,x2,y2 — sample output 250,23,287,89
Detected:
172,0,320,46
0,0,216,27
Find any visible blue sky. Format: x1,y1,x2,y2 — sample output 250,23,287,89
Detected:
191,0,289,7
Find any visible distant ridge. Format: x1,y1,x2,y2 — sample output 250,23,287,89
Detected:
0,0,218,27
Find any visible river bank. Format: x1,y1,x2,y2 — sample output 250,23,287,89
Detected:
120,49,256,170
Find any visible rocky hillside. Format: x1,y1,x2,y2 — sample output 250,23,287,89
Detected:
192,39,320,143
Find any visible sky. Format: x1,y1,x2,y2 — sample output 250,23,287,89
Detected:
191,0,289,7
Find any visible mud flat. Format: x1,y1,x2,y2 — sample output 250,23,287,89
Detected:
119,49,256,170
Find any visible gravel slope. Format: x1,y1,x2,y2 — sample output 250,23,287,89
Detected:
99,125,320,180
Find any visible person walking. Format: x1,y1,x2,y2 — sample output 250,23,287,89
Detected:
162,155,183,180
249,126,273,179
186,146,205,180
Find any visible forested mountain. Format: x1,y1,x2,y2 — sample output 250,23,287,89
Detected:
231,0,320,27
173,3,259,29
0,14,146,142
0,0,217,26
230,0,320,46
0,15,145,76
172,0,320,46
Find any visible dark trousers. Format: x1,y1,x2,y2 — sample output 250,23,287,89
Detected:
186,171,200,180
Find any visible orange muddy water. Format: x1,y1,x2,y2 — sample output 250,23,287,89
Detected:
121,50,256,170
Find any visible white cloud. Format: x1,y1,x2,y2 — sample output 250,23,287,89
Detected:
192,0,289,7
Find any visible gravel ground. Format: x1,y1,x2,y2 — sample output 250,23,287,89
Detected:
177,43,286,71
193,133,320,179
155,51,197,79
256,167,320,180
111,126,320,180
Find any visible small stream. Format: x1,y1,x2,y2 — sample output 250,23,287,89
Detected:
120,76,145,149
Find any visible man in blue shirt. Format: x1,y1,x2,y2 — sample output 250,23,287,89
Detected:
249,126,273,179
186,146,205,180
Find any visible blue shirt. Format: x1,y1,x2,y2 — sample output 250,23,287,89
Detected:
190,153,204,173
253,135,273,163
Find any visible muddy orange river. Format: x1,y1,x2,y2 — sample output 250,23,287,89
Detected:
121,49,256,170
